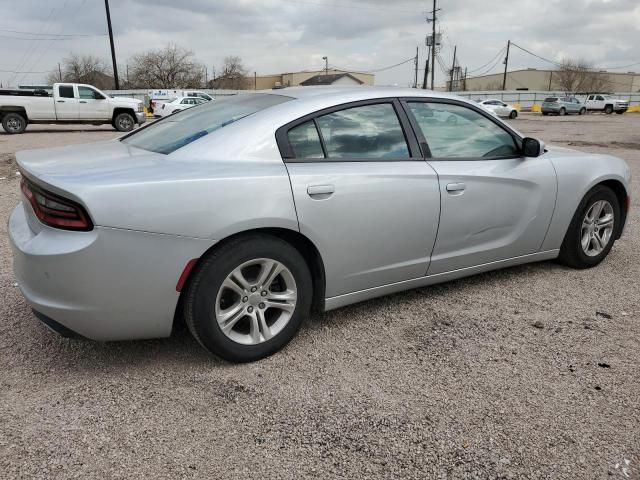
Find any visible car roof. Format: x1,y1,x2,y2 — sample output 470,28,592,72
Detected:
267,85,464,102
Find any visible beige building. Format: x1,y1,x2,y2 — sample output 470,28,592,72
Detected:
458,68,639,92
252,69,374,90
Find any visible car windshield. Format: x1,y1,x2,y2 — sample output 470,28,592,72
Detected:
544,97,558,102
123,94,292,154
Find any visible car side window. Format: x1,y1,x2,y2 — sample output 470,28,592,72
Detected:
78,86,102,99
596,95,605,101
287,121,325,159
58,85,74,98
407,102,519,159
588,95,594,100
315,103,409,159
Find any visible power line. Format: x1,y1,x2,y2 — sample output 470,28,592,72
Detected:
329,56,416,74
0,68,50,73
466,46,506,74
0,34,75,41
0,28,105,37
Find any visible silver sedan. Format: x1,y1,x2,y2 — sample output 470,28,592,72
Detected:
9,87,631,362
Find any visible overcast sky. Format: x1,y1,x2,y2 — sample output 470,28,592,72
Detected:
1,0,639,88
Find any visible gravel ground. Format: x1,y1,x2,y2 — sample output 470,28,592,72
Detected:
0,116,638,479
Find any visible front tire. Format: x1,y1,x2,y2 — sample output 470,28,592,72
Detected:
558,108,566,116
183,235,312,362
113,112,135,132
579,108,586,115
558,185,620,269
2,112,28,134
509,110,518,119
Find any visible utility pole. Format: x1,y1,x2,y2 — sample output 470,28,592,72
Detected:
104,0,120,89
430,0,436,90
205,67,208,88
422,46,430,89
414,46,419,88
58,63,62,82
322,56,328,75
463,66,467,91
449,45,456,92
254,71,257,90
502,39,510,90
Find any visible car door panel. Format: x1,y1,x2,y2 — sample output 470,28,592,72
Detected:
287,161,440,297
403,98,557,275
54,85,79,119
426,157,557,274
280,100,441,297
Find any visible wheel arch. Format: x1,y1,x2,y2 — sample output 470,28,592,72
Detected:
0,106,28,121
598,179,629,239
112,107,136,122
173,227,326,332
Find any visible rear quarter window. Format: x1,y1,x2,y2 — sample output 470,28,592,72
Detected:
122,94,291,154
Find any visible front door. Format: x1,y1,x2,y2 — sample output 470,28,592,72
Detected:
77,86,110,120
404,99,557,275
281,100,441,297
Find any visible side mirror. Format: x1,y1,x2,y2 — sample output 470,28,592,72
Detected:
522,137,544,157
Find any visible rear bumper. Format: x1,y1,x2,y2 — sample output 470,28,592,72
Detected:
9,202,212,341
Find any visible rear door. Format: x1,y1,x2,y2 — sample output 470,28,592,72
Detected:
403,99,557,275
54,84,79,119
280,99,441,297
77,86,110,120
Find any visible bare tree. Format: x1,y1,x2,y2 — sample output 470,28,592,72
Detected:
210,56,250,90
554,58,611,92
128,44,205,88
46,53,113,88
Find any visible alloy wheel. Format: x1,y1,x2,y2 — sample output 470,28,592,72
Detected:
215,258,297,345
7,118,22,132
118,115,133,130
580,200,614,257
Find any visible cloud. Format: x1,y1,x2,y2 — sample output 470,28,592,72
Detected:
0,0,638,88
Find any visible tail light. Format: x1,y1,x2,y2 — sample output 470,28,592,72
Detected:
20,177,93,231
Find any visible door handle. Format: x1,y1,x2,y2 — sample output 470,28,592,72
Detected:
307,184,335,198
79,100,87,103
57,100,65,103
446,182,466,194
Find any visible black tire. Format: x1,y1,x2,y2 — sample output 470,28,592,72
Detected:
113,112,135,132
579,108,586,115
615,110,625,115
509,110,518,119
558,185,620,269
604,105,613,114
183,234,312,362
542,112,549,116
558,108,566,116
1,112,28,134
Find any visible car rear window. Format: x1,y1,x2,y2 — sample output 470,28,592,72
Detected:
122,94,292,154
544,97,558,102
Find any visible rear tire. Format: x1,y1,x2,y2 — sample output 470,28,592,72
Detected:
509,110,518,119
113,112,135,132
604,105,613,114
1,112,28,134
183,234,312,362
579,108,586,115
542,112,549,116
558,185,620,269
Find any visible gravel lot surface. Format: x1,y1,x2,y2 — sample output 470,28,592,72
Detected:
1,116,638,479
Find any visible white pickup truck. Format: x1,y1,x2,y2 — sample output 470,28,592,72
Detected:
0,83,145,134
584,94,629,114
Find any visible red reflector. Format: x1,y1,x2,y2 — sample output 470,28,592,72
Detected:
20,177,92,231
176,259,199,292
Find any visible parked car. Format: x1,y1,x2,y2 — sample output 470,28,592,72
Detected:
584,94,628,114
158,96,209,117
149,89,213,116
477,99,518,119
0,83,145,133
9,88,630,362
541,96,586,116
